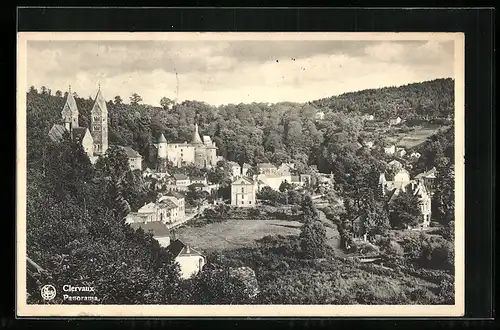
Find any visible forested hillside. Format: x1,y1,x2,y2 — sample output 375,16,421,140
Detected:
310,78,454,119
27,78,454,175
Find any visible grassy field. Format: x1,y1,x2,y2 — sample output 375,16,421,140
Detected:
175,219,343,254
385,124,448,149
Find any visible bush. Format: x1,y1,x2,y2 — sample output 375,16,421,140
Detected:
299,221,327,259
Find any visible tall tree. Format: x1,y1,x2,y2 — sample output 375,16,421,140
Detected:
130,93,143,105
114,95,123,105
433,158,455,225
389,190,422,229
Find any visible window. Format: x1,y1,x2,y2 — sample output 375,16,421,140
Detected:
241,187,244,193
242,195,244,200
241,201,244,205
249,201,252,204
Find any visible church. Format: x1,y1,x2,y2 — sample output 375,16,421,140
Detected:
152,123,218,169
48,85,142,170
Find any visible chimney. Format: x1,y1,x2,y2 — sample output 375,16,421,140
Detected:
185,246,191,254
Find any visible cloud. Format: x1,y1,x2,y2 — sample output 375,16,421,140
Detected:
26,39,455,106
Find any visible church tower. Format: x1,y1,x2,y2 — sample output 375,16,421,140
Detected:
157,133,168,159
90,84,109,156
61,85,79,132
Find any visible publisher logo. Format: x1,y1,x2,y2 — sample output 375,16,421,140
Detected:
41,284,56,301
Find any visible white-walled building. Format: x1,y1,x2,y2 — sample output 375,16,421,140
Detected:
231,176,256,207
167,239,206,280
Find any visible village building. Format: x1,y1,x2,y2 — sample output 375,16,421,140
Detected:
256,163,278,175
129,221,172,248
117,146,143,171
315,111,325,121
388,117,402,126
362,114,375,121
384,145,396,155
409,151,422,159
152,124,217,169
165,191,186,221
415,167,437,196
379,168,432,228
395,147,407,158
241,163,252,176
172,174,190,186
228,161,242,179
166,239,206,280
363,141,374,149
231,176,257,207
277,163,295,177
388,159,403,169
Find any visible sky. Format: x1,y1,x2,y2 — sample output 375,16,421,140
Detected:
26,39,455,107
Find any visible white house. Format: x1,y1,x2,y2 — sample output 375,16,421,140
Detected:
388,159,403,169
231,176,256,207
167,239,206,280
395,147,407,158
315,111,325,121
384,145,396,155
409,151,421,159
172,174,190,186
389,117,402,125
165,191,186,221
241,163,252,176
228,161,242,179
118,146,143,171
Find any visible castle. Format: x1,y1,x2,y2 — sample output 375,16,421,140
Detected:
48,85,142,170
152,124,218,169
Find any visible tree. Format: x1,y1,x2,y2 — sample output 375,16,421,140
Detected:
130,93,143,105
299,220,327,258
114,95,123,105
40,86,47,95
300,195,318,221
279,180,292,193
29,86,38,94
160,97,174,110
55,90,62,97
433,159,455,225
389,190,422,229
362,191,391,239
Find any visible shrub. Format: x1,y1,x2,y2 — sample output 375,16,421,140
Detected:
299,221,327,259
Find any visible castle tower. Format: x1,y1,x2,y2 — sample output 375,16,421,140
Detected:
90,85,109,156
192,123,206,167
61,85,79,132
157,133,168,159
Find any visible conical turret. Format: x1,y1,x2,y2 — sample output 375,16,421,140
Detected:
191,123,203,145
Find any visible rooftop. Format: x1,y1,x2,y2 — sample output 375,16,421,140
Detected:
130,221,170,237
167,239,204,258
173,173,189,180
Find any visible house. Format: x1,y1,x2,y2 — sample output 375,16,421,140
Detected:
255,173,289,191
228,161,242,178
165,191,186,221
388,159,403,169
241,163,252,176
125,212,154,224
388,117,402,125
395,147,406,158
415,167,437,195
362,114,375,121
315,111,325,121
129,221,171,248
379,168,432,228
118,146,143,171
363,141,374,149
231,176,256,207
384,145,396,155
409,151,421,159
191,176,207,185
172,174,190,186
167,239,206,280
256,163,278,175
277,163,294,177
157,198,179,224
